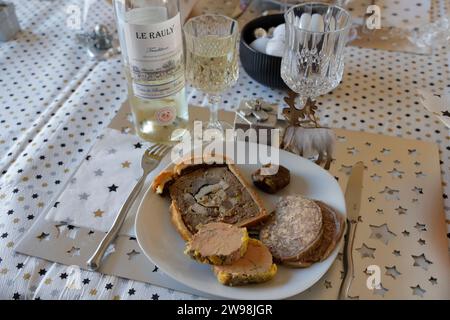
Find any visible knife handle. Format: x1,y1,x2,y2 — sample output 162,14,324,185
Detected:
339,219,357,300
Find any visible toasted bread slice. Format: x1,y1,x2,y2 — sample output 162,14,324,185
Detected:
259,195,323,262
152,154,269,240
283,201,345,268
213,239,277,286
184,222,249,265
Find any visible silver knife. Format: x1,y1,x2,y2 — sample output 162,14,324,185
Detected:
338,161,364,300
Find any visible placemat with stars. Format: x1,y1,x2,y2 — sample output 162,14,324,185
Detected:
14,103,449,299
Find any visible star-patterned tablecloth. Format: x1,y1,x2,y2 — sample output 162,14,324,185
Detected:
0,0,449,300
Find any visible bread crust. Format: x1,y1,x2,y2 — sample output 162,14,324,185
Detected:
152,154,269,241
170,203,193,241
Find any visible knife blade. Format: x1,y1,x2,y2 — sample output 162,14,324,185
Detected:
338,161,364,300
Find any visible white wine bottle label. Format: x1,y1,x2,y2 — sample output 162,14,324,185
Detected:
124,12,184,100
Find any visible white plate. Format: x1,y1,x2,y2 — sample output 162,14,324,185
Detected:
135,143,345,300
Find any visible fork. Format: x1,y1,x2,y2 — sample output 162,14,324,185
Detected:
87,143,171,271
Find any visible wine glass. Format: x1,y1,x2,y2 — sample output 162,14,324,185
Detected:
183,14,239,134
281,3,351,109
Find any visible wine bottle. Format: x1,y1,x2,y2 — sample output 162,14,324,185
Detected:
113,0,188,143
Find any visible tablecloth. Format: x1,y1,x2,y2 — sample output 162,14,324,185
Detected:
0,0,448,300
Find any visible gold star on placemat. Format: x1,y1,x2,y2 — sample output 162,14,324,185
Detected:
93,209,104,218
121,161,131,168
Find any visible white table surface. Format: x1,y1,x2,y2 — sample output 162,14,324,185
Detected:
0,0,448,300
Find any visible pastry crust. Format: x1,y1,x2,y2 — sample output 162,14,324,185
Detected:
152,154,269,241
170,203,192,241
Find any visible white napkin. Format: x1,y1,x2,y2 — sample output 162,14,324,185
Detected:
45,128,167,236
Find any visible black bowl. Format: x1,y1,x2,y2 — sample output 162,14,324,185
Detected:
240,14,288,90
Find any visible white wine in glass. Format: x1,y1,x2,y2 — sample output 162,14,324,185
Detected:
184,14,239,132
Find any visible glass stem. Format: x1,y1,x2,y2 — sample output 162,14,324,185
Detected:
207,94,221,127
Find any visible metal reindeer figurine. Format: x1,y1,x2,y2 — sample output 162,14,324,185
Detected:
281,91,335,170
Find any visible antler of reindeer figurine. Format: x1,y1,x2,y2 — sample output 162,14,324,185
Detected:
281,91,335,170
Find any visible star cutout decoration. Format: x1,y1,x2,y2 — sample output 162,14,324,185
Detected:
134,142,142,149
128,288,136,295
385,266,401,279
78,192,90,200
12,292,20,300
395,206,407,215
60,273,68,279
94,169,104,176
16,263,24,269
387,168,404,179
36,232,50,241
347,147,358,155
121,161,131,168
379,186,400,201
82,278,90,285
371,158,382,165
418,238,426,245
66,246,81,257
415,171,426,178
105,283,113,290
355,243,376,258
93,209,104,218
151,293,159,300
38,269,47,276
412,253,432,270
428,277,437,285
372,284,389,297
392,250,401,256
414,222,427,232
370,174,382,182
324,280,332,289
412,186,423,195
369,224,396,245
442,110,450,117
126,249,140,260
108,184,118,192
402,230,410,237
410,285,426,298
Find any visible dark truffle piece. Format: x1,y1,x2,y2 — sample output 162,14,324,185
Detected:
252,164,290,194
